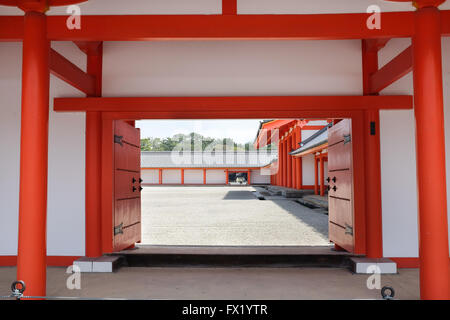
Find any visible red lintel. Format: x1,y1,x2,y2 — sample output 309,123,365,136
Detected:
54,96,413,114
49,48,96,95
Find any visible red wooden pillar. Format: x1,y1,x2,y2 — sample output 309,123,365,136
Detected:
287,134,292,188
159,169,162,184
412,4,450,300
291,128,297,189
280,139,284,186
181,169,184,185
296,127,303,189
16,9,50,298
247,169,251,185
85,43,103,258
282,138,287,187
361,39,383,259
225,169,229,185
319,156,325,196
277,140,281,185
314,156,319,195
203,168,207,184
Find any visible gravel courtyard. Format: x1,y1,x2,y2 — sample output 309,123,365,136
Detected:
141,186,330,246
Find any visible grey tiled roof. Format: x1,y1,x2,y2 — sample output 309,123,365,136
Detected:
141,151,277,168
290,130,328,156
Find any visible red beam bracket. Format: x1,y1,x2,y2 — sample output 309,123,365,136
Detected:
49,48,96,96
369,46,412,94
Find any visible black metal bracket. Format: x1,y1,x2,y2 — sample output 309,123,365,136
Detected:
114,223,124,236
370,121,376,136
343,134,351,145
114,135,123,146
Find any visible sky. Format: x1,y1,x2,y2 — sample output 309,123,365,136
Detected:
136,120,264,144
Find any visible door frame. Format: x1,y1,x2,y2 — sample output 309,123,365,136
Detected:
100,110,367,255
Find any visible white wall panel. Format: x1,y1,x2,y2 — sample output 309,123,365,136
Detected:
0,42,86,256
206,170,226,184
141,169,159,184
251,169,271,184
162,169,182,184
302,154,315,186
184,170,204,184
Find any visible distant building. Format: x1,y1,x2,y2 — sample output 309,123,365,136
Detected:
141,151,277,185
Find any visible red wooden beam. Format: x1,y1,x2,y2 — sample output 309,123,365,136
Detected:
54,96,413,114
46,13,414,41
2,11,450,41
49,48,96,95
0,12,416,41
0,16,23,41
442,10,450,36
369,45,412,94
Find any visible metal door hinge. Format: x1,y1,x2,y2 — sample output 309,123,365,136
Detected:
370,121,376,136
114,135,123,146
343,134,351,145
114,222,123,235
345,224,353,235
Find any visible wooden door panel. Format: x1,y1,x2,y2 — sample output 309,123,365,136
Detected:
328,142,352,171
328,119,351,147
328,197,353,228
115,121,140,147
327,118,354,253
115,142,140,172
114,223,141,252
115,198,141,227
113,120,141,252
115,170,141,199
329,222,354,253
328,170,352,200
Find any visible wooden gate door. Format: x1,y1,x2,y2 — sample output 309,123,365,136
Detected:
113,120,142,252
327,119,354,252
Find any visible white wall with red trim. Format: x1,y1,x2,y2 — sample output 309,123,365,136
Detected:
1,1,450,259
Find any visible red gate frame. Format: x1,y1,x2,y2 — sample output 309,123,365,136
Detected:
99,110,367,255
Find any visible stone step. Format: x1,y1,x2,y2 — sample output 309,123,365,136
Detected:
109,246,355,269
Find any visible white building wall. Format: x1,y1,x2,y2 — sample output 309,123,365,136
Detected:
206,170,226,184
0,42,86,256
141,169,159,184
251,169,271,184
162,169,182,184
302,154,316,187
1,1,450,257
184,170,204,184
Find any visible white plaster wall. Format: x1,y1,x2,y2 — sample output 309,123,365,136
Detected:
0,43,22,255
184,170,203,184
162,169,182,184
206,170,226,184
251,169,270,184
378,38,450,257
141,169,159,184
302,155,316,187
102,40,362,97
0,42,86,256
